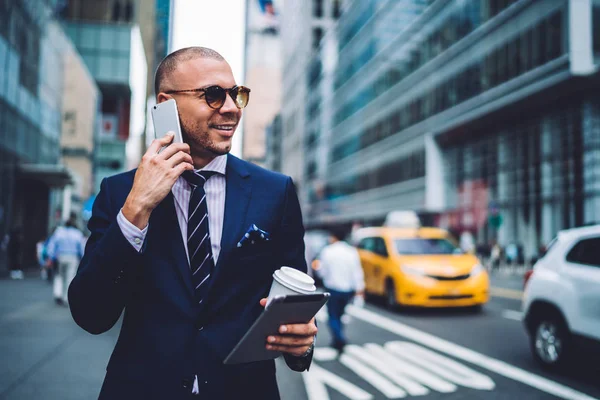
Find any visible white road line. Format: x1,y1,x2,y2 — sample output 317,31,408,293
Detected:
314,347,339,361
345,345,430,396
340,353,407,398
490,287,524,300
347,305,598,400
385,342,495,390
364,343,456,393
303,363,373,400
502,309,524,321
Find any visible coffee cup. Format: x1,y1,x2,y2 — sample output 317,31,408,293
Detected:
267,266,316,305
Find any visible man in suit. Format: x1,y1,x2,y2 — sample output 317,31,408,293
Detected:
69,47,317,399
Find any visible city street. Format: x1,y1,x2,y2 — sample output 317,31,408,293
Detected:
1,271,598,400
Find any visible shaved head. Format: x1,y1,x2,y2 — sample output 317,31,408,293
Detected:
154,46,225,95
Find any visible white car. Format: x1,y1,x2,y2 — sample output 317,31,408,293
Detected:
522,224,600,369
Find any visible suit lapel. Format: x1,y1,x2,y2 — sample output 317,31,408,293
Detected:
150,192,195,300
211,155,251,287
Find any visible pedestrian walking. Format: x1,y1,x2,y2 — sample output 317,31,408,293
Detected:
7,228,24,280
68,47,316,399
488,240,502,272
316,227,365,352
46,213,85,305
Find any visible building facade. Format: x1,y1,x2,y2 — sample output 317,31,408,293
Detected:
63,21,147,195
279,0,344,184
297,0,600,260
60,42,100,219
0,1,81,272
242,0,284,166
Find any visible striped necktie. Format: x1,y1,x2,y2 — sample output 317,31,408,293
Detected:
183,170,217,305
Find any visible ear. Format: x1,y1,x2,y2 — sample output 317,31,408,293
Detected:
156,92,171,103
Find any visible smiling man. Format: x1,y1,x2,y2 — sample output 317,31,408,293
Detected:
68,47,316,399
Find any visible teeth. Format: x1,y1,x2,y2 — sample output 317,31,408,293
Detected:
213,125,233,130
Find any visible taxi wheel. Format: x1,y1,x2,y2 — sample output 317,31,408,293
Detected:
385,280,399,309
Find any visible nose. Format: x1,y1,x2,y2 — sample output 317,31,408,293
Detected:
219,91,239,114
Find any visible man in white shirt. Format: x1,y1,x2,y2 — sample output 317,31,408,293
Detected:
46,213,85,305
317,228,365,352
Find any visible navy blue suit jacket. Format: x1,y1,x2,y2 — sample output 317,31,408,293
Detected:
69,155,309,399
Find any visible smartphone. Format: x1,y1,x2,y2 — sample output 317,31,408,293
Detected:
151,99,184,150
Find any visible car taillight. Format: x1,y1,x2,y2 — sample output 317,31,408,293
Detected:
524,270,534,289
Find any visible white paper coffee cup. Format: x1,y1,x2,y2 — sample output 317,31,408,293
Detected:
267,266,316,304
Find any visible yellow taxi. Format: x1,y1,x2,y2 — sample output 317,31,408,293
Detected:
353,227,489,309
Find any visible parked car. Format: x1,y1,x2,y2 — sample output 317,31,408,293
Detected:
522,224,600,369
353,227,489,310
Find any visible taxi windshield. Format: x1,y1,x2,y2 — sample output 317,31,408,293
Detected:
394,238,458,255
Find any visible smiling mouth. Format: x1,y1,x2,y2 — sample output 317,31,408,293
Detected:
211,124,236,131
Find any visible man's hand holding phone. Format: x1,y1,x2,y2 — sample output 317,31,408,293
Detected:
122,132,193,229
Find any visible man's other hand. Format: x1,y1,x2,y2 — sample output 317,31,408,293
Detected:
259,298,317,357
123,133,193,229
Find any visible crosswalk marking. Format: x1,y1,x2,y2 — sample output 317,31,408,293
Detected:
385,342,495,390
340,352,407,398
364,343,456,394
303,363,373,400
313,347,339,361
347,305,599,400
345,345,430,396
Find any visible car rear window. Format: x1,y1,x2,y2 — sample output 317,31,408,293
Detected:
394,238,458,255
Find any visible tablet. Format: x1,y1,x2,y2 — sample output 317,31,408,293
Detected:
223,293,330,365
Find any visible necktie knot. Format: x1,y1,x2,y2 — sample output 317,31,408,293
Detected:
183,170,217,188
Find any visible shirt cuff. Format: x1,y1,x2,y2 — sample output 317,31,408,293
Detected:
117,209,148,253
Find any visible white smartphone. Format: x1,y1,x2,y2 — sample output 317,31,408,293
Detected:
151,99,184,150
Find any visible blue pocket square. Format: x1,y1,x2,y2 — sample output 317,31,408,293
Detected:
237,224,271,248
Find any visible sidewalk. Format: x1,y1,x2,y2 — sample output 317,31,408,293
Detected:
0,275,118,400
0,274,295,400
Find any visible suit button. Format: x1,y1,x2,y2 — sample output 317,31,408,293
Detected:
195,320,203,330
181,378,192,389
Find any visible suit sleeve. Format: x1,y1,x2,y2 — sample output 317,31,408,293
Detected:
277,177,315,371
68,178,144,334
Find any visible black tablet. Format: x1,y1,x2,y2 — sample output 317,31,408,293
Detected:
223,293,330,365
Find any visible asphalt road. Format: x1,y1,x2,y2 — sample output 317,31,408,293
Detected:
0,271,598,400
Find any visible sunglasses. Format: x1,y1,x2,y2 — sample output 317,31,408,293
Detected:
165,85,251,109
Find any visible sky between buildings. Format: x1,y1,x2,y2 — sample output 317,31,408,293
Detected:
171,0,247,156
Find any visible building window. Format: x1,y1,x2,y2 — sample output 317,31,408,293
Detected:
312,27,323,50
12,13,40,95
333,0,342,19
112,1,121,21
125,1,134,22
313,0,323,18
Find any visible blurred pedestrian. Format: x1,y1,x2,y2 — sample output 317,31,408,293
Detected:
459,230,475,254
505,242,518,266
316,227,365,352
46,213,85,305
8,228,24,280
488,240,502,272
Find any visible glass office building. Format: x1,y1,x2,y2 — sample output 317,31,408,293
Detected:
0,2,75,271
302,0,600,259
64,22,147,194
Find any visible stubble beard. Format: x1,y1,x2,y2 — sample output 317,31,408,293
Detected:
180,120,231,157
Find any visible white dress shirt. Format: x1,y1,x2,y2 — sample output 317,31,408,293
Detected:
117,154,227,263
317,241,365,293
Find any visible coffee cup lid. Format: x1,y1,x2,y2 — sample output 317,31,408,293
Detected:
273,267,316,294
